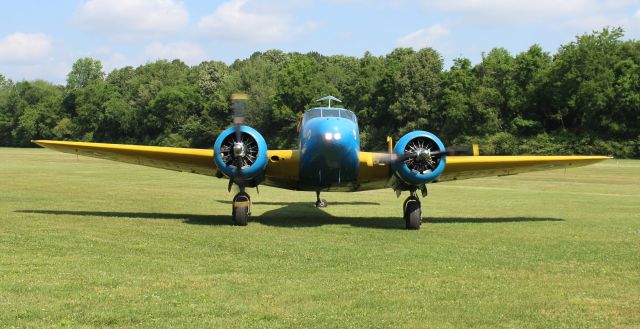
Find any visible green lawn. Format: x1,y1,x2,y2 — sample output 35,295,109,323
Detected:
1,148,639,328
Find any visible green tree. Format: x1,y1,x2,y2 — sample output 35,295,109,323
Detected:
67,58,105,90
0,73,12,90
146,85,202,146
512,45,552,135
72,81,110,140
0,79,17,145
227,54,280,144
348,52,385,149
368,48,443,148
611,40,640,139
11,81,64,145
438,58,479,140
272,55,329,147
473,48,518,134
194,60,230,139
549,27,623,136
105,66,135,97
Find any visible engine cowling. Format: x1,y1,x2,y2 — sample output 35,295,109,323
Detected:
213,125,268,185
391,131,446,186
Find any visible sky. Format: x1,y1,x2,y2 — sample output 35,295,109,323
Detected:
0,0,639,83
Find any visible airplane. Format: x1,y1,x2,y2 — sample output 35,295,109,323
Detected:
33,94,610,230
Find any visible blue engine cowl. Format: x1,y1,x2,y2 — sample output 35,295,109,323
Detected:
391,131,446,186
213,125,268,186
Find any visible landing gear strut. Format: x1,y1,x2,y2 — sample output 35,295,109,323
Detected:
232,190,251,226
315,191,328,208
403,189,422,230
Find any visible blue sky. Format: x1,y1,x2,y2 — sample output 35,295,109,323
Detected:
0,0,638,83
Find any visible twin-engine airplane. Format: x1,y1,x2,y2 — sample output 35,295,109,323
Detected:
34,95,609,229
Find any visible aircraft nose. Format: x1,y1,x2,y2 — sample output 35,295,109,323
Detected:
321,130,345,143
318,126,355,163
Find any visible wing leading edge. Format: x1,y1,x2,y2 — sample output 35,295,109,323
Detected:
33,140,218,176
33,140,301,186
34,140,610,189
438,155,611,182
357,152,610,188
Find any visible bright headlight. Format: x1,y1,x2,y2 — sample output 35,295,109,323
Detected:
324,132,333,140
334,132,341,140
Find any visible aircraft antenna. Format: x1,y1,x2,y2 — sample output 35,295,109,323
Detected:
316,95,342,108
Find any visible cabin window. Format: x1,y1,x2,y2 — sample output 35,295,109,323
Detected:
306,108,321,120
322,108,339,118
302,107,358,124
340,110,356,122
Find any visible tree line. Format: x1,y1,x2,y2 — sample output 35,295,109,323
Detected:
0,28,638,157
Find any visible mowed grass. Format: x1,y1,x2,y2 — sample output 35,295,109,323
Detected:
1,148,639,328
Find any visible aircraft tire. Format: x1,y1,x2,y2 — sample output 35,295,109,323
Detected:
233,206,249,226
232,192,250,226
316,198,328,208
404,198,421,230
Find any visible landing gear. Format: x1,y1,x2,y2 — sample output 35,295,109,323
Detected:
403,190,422,230
232,191,251,226
315,191,328,208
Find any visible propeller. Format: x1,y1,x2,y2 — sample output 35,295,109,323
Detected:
230,93,249,190
374,144,474,166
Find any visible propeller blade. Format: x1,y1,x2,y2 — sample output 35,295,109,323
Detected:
232,92,247,141
373,152,416,165
373,145,475,165
231,93,249,187
431,145,475,157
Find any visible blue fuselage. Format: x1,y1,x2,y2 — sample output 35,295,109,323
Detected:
298,107,360,190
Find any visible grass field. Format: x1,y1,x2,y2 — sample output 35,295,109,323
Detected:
1,148,639,328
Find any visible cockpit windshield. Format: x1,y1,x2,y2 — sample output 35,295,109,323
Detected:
303,107,357,124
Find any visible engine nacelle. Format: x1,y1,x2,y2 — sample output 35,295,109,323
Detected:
391,131,446,186
213,125,268,186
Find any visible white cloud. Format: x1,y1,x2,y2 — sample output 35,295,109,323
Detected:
421,0,600,25
75,0,189,38
562,9,640,36
197,0,316,43
418,0,640,39
145,42,207,65
397,24,450,49
88,47,132,73
0,60,70,83
0,32,53,64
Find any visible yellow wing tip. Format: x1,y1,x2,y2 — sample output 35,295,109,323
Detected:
32,140,60,147
231,93,249,100
472,144,479,156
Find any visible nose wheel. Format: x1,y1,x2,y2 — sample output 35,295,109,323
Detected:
232,191,251,226
403,191,422,230
315,191,328,208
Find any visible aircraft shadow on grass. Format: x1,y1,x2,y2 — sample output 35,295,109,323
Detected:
16,202,564,230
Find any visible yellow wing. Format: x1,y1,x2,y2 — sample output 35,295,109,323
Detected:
33,140,300,186
438,155,610,181
33,140,218,176
263,149,300,189
357,152,610,188
33,140,610,190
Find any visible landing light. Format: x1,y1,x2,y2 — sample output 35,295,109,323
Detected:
324,132,342,141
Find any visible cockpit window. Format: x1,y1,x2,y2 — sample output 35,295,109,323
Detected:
305,108,322,120
322,108,339,118
303,107,357,124
340,110,356,122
